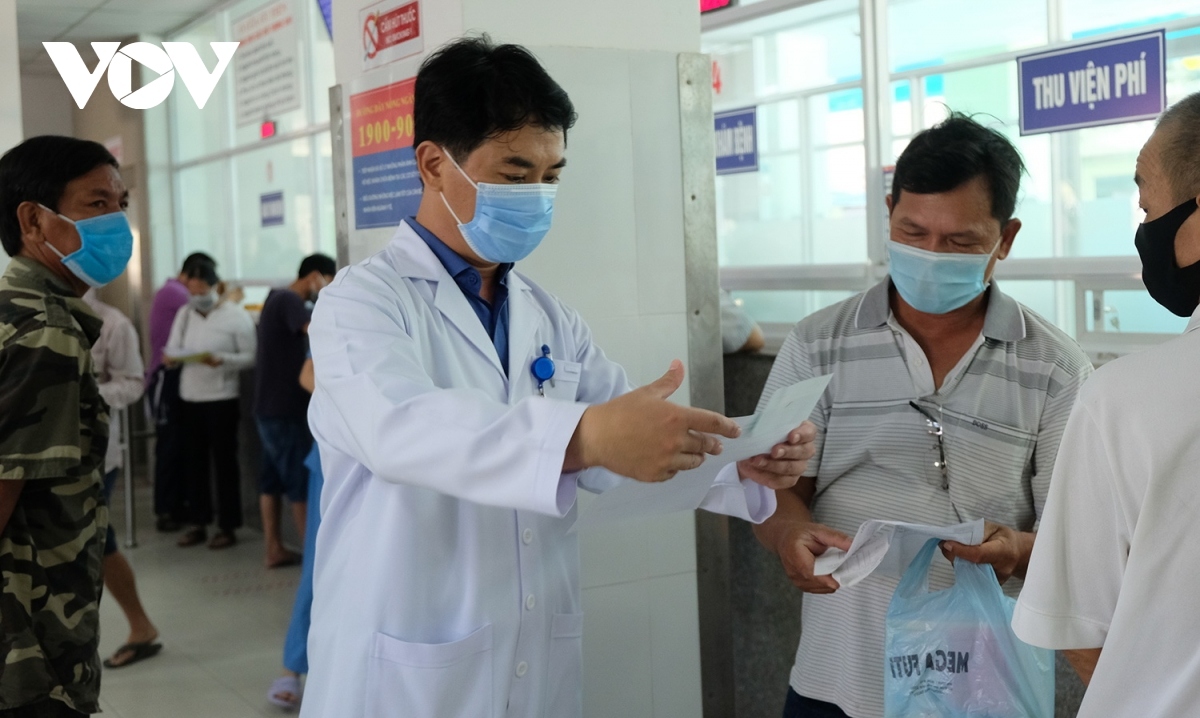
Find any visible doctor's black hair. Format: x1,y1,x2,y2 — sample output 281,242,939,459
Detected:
891,112,1026,224
0,135,119,257
414,35,577,162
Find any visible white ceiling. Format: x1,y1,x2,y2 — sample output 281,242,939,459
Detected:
17,0,229,75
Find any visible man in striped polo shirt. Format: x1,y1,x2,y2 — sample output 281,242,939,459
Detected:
753,114,1093,718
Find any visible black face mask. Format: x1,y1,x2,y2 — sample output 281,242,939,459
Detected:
1135,198,1200,317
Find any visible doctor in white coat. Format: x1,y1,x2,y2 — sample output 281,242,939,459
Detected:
302,37,818,718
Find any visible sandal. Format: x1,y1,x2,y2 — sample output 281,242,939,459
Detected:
267,674,302,710
177,527,207,547
208,530,237,550
103,641,162,669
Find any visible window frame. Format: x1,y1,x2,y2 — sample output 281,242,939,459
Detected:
164,0,335,287
704,0,1200,357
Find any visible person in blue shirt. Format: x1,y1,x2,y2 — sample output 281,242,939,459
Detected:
267,354,323,710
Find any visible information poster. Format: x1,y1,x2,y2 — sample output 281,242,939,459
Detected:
233,0,302,126
349,77,422,230
1017,31,1165,135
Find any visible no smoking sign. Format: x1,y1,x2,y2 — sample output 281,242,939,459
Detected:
360,0,422,70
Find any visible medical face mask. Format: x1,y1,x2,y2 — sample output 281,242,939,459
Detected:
438,148,557,263
887,239,1000,315
38,205,134,288
1135,197,1200,317
189,291,217,313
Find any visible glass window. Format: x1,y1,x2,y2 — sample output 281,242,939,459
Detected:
921,64,1018,128
314,131,337,256
998,280,1076,336
757,100,802,154
811,88,864,145
1064,0,1200,39
892,80,913,137
232,138,320,281
169,15,231,164
703,0,861,105
176,160,235,270
810,144,868,263
730,289,858,324
1084,288,1190,334
307,0,337,124
166,0,337,288
716,153,804,266
228,0,319,147
1060,30,1200,257
889,0,1047,72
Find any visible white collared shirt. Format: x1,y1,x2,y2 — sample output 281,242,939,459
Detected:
1014,305,1200,718
166,301,257,403
83,291,144,472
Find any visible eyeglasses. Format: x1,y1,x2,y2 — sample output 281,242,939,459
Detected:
909,401,949,491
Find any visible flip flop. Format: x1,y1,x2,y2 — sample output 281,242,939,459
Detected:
267,675,302,710
103,641,162,669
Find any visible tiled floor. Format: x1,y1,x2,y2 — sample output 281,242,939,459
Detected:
98,483,301,718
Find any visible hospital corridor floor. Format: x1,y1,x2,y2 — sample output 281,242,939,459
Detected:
97,483,300,718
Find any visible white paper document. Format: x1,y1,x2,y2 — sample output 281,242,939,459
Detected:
812,518,985,588
573,374,833,531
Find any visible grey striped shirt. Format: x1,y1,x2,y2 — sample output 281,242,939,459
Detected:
758,279,1092,718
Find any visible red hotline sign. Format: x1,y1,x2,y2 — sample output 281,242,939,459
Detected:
349,77,416,158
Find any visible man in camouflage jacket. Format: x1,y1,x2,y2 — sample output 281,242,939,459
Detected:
0,136,130,718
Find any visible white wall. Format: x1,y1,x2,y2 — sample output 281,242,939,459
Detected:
19,72,75,140
330,1,712,716
0,0,21,146
0,0,22,272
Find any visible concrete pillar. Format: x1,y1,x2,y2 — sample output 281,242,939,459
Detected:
0,0,23,273
329,1,726,716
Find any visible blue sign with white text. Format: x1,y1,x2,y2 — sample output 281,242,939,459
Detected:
353,146,422,230
260,191,284,227
1018,31,1165,135
715,107,757,175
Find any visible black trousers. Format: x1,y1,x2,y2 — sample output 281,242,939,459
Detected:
180,398,243,531
149,367,187,520
782,689,850,718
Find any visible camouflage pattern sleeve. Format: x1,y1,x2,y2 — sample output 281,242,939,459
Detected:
0,258,108,713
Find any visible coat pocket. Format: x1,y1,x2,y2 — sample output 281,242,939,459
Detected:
542,360,582,402
364,625,494,718
542,613,584,718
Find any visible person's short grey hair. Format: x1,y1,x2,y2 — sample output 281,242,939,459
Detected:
1156,92,1200,203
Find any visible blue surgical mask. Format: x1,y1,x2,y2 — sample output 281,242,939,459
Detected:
438,148,557,263
887,239,1000,314
39,205,134,288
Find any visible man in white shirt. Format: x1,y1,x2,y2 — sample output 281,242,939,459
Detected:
82,290,162,668
1013,93,1200,717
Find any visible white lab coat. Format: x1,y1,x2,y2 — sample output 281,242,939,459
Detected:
302,222,774,718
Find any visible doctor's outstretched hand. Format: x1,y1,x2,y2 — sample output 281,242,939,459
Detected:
565,360,742,483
